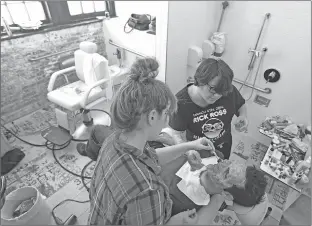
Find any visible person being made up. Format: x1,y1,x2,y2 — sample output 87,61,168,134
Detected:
169,150,268,216
168,58,248,159
87,57,220,225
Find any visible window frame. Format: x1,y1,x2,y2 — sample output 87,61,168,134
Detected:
1,1,115,28
46,1,116,26
1,1,116,40
1,1,51,25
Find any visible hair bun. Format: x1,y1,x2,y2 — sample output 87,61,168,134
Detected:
129,57,159,83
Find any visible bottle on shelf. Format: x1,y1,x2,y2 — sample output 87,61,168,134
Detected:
295,156,311,174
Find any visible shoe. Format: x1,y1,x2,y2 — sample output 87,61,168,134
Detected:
76,143,87,157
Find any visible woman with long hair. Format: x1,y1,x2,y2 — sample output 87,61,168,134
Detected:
88,57,216,225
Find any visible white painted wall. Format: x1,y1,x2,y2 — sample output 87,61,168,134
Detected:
165,1,218,95
115,1,160,19
103,1,168,82
165,1,311,140
218,1,311,138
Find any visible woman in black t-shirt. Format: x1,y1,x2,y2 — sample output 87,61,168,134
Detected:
168,58,248,159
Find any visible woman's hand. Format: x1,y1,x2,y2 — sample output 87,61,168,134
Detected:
186,150,204,171
167,209,198,225
234,116,248,133
189,137,215,152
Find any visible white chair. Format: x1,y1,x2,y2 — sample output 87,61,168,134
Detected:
228,193,269,225
47,41,125,139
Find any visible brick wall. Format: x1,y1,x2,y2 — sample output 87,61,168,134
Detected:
1,21,106,122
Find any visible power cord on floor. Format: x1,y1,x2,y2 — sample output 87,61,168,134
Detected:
1,123,46,147
1,108,111,224
51,199,90,225
81,160,93,193
1,124,92,181
1,125,92,225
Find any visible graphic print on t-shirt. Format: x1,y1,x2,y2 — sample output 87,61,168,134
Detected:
192,106,228,143
202,118,224,139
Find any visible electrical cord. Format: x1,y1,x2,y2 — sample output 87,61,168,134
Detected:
51,198,90,225
1,123,47,147
81,160,93,193
71,138,89,142
1,123,92,181
48,143,92,180
1,106,111,224
70,109,111,143
1,124,92,225
1,108,111,182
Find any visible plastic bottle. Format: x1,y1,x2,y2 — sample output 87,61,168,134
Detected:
288,174,298,185
295,156,311,173
297,174,309,185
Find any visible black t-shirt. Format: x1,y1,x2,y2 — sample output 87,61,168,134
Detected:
169,84,245,158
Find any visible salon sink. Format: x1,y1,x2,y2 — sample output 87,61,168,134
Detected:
109,65,128,86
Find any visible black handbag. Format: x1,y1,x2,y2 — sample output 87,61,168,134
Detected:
124,14,151,33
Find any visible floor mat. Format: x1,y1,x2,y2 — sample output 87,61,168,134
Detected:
2,106,94,199
1,105,58,143
4,146,94,198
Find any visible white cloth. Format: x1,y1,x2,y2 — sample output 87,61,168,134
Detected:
83,53,113,99
83,53,102,86
176,156,218,206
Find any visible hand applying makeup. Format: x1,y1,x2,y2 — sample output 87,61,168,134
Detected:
186,138,216,171
189,137,215,152
186,150,204,171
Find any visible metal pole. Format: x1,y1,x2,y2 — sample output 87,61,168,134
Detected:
248,13,270,70
216,1,229,32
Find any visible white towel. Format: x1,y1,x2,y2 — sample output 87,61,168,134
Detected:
176,156,218,206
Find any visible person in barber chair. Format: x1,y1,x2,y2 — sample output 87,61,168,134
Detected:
169,150,268,224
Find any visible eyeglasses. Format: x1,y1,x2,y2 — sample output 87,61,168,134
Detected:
206,84,222,96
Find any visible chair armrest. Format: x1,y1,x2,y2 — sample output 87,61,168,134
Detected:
47,66,76,92
80,78,110,108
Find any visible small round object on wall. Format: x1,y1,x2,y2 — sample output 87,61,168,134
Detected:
264,68,280,83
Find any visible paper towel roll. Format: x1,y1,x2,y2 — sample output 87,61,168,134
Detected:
202,40,215,59
187,46,203,67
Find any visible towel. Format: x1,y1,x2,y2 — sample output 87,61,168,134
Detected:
176,156,218,205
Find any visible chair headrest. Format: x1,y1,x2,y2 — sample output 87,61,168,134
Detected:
80,41,98,54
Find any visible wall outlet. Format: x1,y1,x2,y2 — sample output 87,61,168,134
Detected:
254,94,271,107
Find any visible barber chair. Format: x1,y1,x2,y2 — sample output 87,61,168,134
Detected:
230,193,269,225
47,41,124,140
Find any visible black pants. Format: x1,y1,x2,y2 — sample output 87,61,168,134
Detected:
84,126,165,161
84,125,114,161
